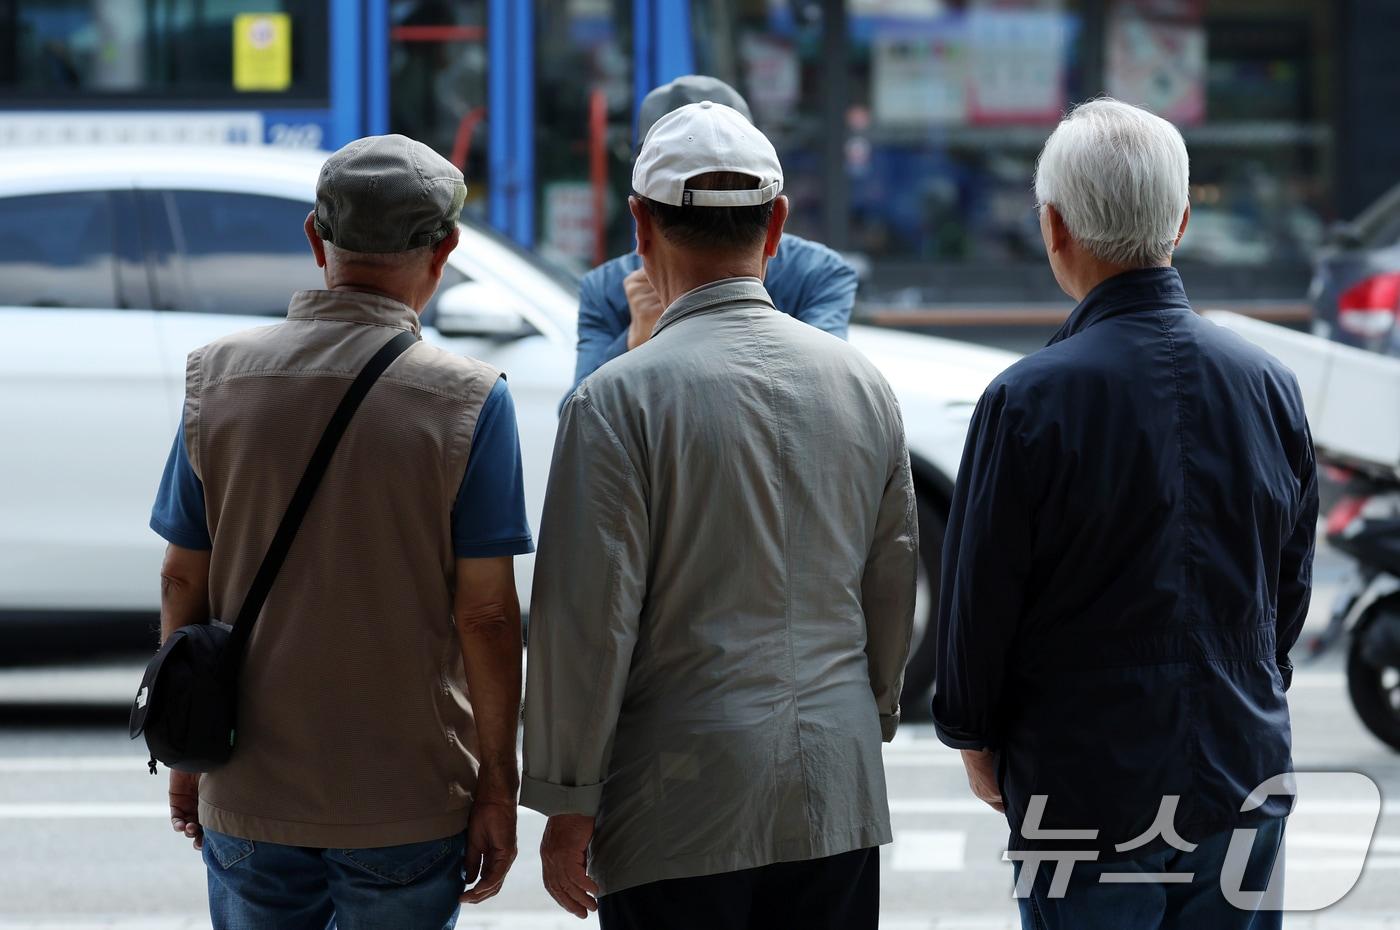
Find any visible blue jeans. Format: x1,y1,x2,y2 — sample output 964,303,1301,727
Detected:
1015,819,1285,930
203,828,465,930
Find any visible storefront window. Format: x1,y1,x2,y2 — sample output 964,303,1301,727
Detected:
691,0,1333,302
534,0,634,271
844,0,1087,268
1165,0,1332,271
0,0,329,101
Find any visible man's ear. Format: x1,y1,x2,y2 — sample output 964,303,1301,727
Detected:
629,196,654,257
1044,204,1073,255
429,226,461,281
1174,203,1190,249
305,212,327,269
765,196,789,260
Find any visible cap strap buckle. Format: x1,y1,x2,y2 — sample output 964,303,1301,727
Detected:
684,180,782,208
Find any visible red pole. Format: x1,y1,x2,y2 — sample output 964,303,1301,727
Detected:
389,25,486,42
450,106,487,173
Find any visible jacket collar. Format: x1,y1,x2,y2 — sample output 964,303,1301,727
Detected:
1048,267,1191,346
652,276,775,338
286,289,422,337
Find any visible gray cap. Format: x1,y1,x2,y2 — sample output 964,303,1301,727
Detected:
313,134,467,254
637,75,753,145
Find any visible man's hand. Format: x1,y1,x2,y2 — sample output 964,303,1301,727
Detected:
540,813,599,919
623,269,665,350
961,749,1005,813
461,793,518,904
169,770,204,850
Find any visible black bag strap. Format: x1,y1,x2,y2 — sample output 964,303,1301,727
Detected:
219,329,417,676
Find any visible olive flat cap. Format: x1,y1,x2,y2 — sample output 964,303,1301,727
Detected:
313,134,467,254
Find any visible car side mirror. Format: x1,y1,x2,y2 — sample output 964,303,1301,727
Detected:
434,282,534,339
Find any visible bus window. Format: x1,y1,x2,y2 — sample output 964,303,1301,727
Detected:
534,0,634,272
0,1,329,102
389,1,489,225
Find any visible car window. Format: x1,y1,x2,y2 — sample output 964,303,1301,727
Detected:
147,189,476,321
0,191,118,309
162,191,323,316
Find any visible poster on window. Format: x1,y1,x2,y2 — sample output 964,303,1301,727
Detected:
872,28,968,127
1106,6,1206,124
541,182,597,267
850,0,949,15
965,7,1070,125
740,33,800,124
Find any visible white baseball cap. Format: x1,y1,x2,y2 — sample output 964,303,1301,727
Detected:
632,100,784,208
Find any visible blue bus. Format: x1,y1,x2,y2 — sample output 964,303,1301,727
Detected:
0,0,698,263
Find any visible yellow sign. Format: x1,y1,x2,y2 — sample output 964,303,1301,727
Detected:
233,13,292,92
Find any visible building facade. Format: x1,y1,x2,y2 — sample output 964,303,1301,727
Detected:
0,0,1382,304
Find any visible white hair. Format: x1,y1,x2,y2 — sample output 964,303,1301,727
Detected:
1034,98,1190,268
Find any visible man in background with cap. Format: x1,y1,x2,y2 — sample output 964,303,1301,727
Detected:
566,74,857,400
150,135,530,928
522,102,916,930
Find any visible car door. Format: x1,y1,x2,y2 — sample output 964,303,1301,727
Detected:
0,189,170,614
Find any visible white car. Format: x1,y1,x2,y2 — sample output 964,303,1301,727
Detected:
0,147,1017,702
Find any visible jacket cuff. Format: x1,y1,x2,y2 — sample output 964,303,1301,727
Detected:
932,718,991,752
880,712,900,743
520,776,604,817
1278,658,1294,692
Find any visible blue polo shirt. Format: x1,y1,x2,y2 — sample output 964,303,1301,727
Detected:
151,378,533,559
569,234,858,401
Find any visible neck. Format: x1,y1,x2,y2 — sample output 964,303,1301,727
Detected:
326,280,424,313
1066,259,1170,302
650,253,763,310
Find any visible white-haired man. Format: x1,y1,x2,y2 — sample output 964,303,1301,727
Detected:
934,99,1316,928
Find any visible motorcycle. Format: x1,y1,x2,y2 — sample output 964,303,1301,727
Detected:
1307,463,1400,751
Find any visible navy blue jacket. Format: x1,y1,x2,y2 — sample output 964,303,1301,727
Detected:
569,234,856,398
933,268,1318,855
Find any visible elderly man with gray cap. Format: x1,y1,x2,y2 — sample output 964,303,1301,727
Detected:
521,102,917,929
149,135,531,928
567,74,857,400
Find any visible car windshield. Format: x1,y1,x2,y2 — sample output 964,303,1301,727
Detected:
465,217,580,296
1344,181,1400,248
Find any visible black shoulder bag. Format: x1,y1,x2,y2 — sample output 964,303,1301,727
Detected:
129,330,417,774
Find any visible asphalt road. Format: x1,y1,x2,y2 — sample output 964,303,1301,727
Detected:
0,579,1397,929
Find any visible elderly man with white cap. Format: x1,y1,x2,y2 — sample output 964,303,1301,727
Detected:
520,102,918,929
565,75,857,403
